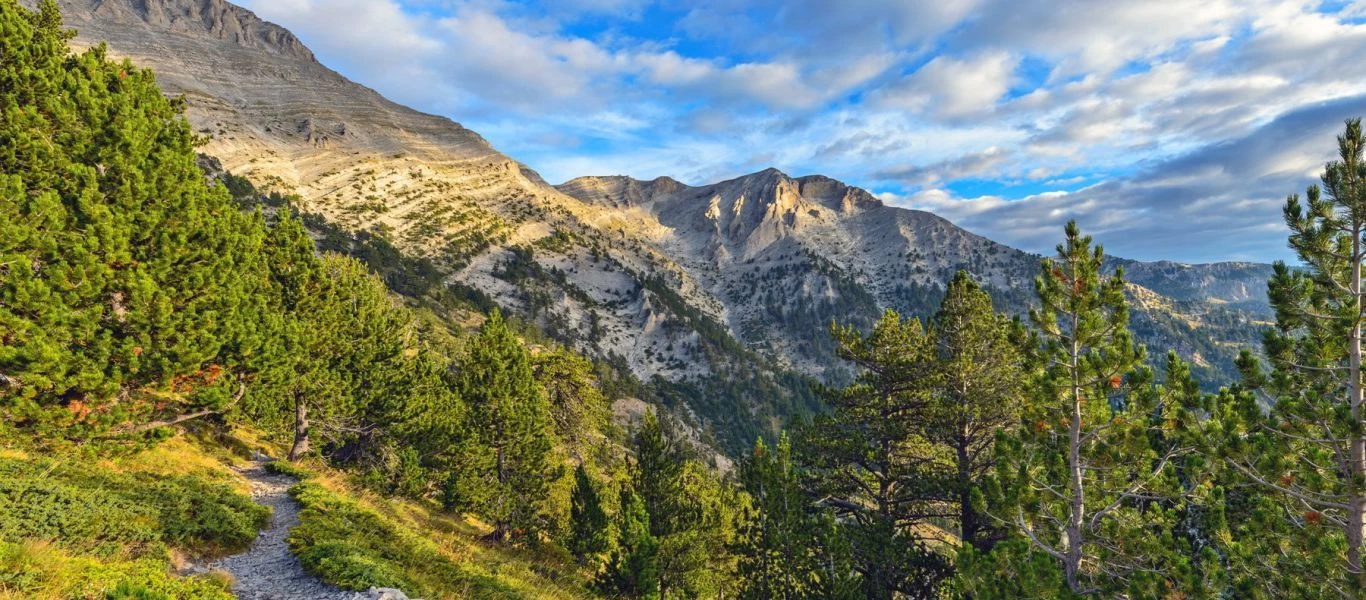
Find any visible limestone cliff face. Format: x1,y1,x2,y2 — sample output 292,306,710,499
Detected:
62,0,315,61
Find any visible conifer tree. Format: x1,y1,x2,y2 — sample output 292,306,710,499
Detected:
0,0,266,436
569,463,611,565
534,347,610,451
798,310,952,599
600,487,661,600
1215,119,1366,595
929,271,1024,551
633,410,689,543
452,310,557,542
987,221,1191,596
738,433,818,600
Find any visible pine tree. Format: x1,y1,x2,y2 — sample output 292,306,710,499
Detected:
928,271,1024,551
599,487,661,600
568,463,611,565
987,221,1190,596
633,410,688,543
0,0,267,437
798,310,952,599
533,347,610,452
738,433,817,600
1215,119,1366,595
452,310,557,542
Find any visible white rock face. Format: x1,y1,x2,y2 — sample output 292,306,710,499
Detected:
39,0,1274,444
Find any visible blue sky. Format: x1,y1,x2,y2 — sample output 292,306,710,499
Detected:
236,0,1366,263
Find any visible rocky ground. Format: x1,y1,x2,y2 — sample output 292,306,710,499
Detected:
209,460,416,600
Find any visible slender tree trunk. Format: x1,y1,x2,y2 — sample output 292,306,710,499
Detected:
1350,232,1365,588
1065,311,1085,593
288,393,310,461
957,427,978,550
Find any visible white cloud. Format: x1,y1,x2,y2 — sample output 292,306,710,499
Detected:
874,52,1018,118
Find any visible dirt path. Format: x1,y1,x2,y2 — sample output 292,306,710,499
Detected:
211,462,358,600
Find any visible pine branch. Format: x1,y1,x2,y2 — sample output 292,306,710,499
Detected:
1227,459,1351,510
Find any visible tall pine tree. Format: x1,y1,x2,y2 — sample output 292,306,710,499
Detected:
568,463,611,565
984,221,1192,596
798,310,952,599
928,271,1025,552
1216,118,1366,595
452,310,557,542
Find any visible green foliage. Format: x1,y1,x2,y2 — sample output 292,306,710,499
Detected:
736,433,854,600
567,464,611,565
0,540,234,600
535,348,611,451
449,310,559,541
1207,119,1366,596
798,310,953,599
286,481,524,598
0,0,269,437
598,488,660,599
263,459,313,480
975,222,1197,597
599,411,743,599
928,271,1025,551
0,456,268,558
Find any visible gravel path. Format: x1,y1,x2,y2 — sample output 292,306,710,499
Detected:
211,462,357,600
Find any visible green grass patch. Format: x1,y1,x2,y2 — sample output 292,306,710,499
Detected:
287,481,527,599
263,460,313,480
0,540,233,600
0,457,269,559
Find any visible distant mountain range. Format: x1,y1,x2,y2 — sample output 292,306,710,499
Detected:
37,0,1277,450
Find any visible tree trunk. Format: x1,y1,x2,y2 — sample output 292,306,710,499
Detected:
1350,231,1365,588
958,428,979,550
288,394,310,461
1065,312,1084,594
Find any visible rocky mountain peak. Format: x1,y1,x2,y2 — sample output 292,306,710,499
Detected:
44,0,315,61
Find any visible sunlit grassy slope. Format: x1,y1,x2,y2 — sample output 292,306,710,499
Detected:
0,428,596,600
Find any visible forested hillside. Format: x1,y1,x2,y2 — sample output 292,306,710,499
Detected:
5,2,1366,599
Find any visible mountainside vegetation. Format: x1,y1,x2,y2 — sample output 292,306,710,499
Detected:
6,2,1366,599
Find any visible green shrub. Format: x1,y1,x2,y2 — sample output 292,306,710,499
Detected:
263,460,313,480
287,482,524,598
0,458,269,557
0,541,234,600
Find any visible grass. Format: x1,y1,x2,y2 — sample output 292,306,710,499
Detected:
0,435,269,599
279,463,596,600
0,541,233,600
0,427,598,600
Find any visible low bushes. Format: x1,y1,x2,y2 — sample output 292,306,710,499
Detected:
0,457,269,559
286,481,523,599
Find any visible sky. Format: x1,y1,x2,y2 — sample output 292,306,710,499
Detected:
235,0,1366,263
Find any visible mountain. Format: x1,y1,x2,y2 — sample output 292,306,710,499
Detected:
41,0,1274,450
